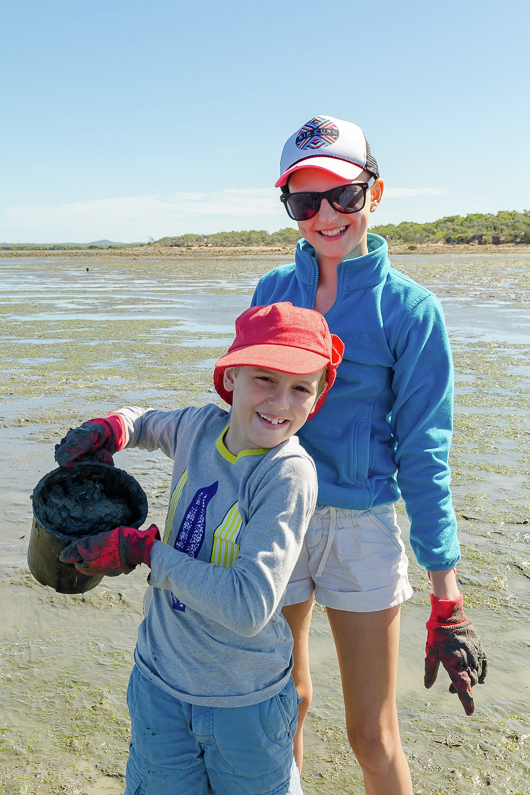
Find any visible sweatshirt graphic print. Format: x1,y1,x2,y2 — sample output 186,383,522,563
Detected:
171,481,219,611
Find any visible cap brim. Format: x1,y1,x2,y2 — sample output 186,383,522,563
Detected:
215,344,329,375
276,157,364,188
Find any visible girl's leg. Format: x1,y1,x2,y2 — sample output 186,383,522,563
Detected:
282,597,314,772
326,605,413,795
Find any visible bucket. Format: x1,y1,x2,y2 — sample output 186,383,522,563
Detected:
28,462,148,594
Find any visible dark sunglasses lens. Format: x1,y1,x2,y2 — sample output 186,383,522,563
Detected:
285,193,319,221
331,185,366,213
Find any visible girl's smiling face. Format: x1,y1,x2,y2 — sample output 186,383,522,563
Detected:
287,167,383,269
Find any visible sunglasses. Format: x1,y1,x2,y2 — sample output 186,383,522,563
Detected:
280,180,373,222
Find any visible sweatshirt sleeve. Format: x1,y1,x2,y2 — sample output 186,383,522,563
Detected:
148,453,317,636
111,406,192,460
390,294,460,570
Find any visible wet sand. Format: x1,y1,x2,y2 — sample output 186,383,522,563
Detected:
1,251,529,794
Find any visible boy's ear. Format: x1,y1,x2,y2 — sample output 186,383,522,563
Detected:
223,367,237,393
370,178,384,213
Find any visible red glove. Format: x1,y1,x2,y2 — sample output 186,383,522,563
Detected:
54,414,127,467
424,593,487,715
59,524,160,576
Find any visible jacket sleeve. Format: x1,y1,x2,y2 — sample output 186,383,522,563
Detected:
251,281,262,307
148,454,317,636
390,294,460,570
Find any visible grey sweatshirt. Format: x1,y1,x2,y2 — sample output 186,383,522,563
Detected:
116,404,317,707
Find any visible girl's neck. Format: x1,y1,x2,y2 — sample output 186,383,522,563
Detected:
313,237,370,315
314,260,338,315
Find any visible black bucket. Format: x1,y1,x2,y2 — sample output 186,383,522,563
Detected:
28,462,148,594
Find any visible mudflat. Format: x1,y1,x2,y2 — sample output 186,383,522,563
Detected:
0,250,529,794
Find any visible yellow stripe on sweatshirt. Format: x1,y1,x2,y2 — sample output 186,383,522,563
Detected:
163,469,188,544
210,503,241,569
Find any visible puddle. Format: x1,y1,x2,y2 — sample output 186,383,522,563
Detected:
442,299,530,345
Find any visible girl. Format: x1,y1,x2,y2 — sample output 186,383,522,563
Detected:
251,115,487,794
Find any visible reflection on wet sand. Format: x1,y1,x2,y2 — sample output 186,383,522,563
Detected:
0,252,529,794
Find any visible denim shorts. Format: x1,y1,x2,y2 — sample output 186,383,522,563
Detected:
284,504,413,612
124,665,302,795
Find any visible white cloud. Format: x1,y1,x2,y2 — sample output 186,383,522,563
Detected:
1,185,450,243
1,188,291,243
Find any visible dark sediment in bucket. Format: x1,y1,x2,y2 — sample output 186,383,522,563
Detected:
41,478,133,537
28,462,148,594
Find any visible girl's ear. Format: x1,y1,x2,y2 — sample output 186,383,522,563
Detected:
223,367,237,393
370,178,384,212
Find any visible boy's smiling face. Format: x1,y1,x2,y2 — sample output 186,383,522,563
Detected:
222,365,324,455
288,167,383,268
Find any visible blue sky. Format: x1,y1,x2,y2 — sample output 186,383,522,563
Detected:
1,0,529,243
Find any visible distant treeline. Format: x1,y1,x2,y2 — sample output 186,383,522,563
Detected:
152,228,301,248
2,210,528,251
372,210,530,246
154,210,529,248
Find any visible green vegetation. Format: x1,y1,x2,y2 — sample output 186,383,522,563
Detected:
372,209,530,245
152,211,530,248
3,210,529,251
152,228,302,247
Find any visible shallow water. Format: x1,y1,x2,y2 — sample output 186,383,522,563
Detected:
0,252,529,794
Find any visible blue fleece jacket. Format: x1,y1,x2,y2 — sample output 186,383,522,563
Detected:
251,233,460,571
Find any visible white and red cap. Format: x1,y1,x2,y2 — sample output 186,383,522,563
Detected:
276,115,379,188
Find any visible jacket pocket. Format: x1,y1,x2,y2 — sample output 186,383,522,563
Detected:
352,420,371,482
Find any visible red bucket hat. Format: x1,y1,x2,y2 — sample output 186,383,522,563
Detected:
214,302,344,418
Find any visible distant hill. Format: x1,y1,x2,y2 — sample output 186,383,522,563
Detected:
88,239,137,246
0,240,144,250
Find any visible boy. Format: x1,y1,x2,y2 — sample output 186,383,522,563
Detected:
56,301,344,795
250,116,487,793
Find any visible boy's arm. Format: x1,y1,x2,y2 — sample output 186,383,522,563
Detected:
149,454,317,637
54,406,191,466
110,406,192,458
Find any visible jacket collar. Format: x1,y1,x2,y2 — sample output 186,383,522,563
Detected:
295,233,389,292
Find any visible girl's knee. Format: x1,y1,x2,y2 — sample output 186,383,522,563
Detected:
346,724,402,773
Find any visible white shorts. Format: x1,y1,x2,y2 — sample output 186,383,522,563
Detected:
285,504,413,612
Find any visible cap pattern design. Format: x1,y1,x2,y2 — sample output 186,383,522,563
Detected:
295,117,340,151
276,115,379,187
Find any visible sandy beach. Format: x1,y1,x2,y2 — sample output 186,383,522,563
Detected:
1,249,529,794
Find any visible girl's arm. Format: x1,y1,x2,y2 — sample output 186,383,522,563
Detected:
429,567,460,600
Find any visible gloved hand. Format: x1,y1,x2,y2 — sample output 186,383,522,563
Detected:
59,524,160,576
424,592,487,715
55,415,126,467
